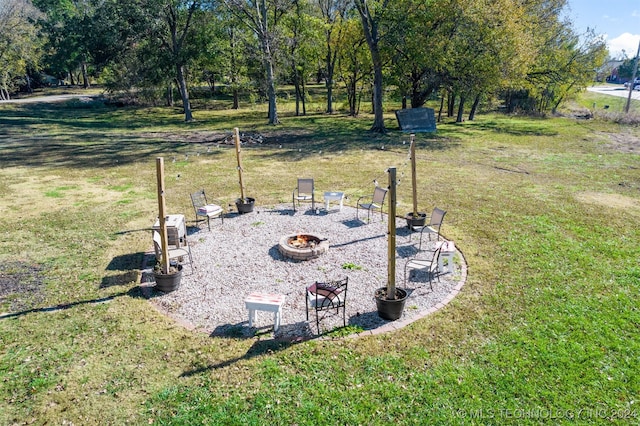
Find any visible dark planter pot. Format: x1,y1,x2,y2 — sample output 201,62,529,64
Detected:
406,212,427,230
375,287,408,320
153,265,182,292
235,197,255,214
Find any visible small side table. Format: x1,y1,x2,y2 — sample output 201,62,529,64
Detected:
153,214,186,248
244,293,286,331
438,241,456,274
324,191,344,211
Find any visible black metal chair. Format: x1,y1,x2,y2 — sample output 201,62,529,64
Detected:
305,277,348,333
356,186,388,223
292,178,315,212
190,189,224,230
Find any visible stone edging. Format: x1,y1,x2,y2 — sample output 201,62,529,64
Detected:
319,243,468,341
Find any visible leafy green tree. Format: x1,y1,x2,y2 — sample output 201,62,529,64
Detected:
354,0,389,132
194,4,252,109
224,0,295,125
226,22,253,109
506,0,608,114
159,0,201,122
282,0,323,116
0,0,43,99
613,58,635,81
445,0,536,121
316,0,350,113
190,5,231,98
527,28,606,113
34,0,97,87
88,0,154,71
335,16,371,116
105,0,211,121
386,0,454,109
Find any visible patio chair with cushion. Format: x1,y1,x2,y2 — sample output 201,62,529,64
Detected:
356,186,388,223
292,178,315,212
404,246,442,291
416,207,446,250
152,229,193,273
190,189,224,231
305,277,348,334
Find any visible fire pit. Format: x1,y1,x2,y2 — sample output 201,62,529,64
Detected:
278,233,329,261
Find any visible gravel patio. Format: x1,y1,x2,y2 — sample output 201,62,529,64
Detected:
142,204,467,341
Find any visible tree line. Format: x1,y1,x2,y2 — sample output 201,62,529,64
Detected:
1,0,607,131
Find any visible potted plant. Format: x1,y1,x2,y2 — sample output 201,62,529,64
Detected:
233,127,255,214
375,167,408,320
405,213,427,230
153,262,183,292
375,286,408,320
235,197,255,214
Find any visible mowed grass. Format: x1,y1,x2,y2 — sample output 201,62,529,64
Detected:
0,91,639,424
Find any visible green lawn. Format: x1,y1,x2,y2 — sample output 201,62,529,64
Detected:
0,92,639,424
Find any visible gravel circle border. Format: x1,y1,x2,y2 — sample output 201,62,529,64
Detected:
141,204,467,341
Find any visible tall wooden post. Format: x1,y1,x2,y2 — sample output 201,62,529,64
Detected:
234,127,245,200
410,134,418,217
156,157,169,274
387,167,397,299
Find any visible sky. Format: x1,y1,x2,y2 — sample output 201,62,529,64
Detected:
566,0,640,59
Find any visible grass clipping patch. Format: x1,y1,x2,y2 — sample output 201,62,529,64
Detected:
576,192,640,214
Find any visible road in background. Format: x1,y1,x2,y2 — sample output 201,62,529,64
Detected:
587,86,640,101
0,94,99,104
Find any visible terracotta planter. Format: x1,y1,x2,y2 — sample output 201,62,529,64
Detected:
153,265,183,292
375,287,408,320
235,197,255,214
405,212,427,230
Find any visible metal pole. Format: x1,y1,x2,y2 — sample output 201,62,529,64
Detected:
387,167,397,299
624,39,640,113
